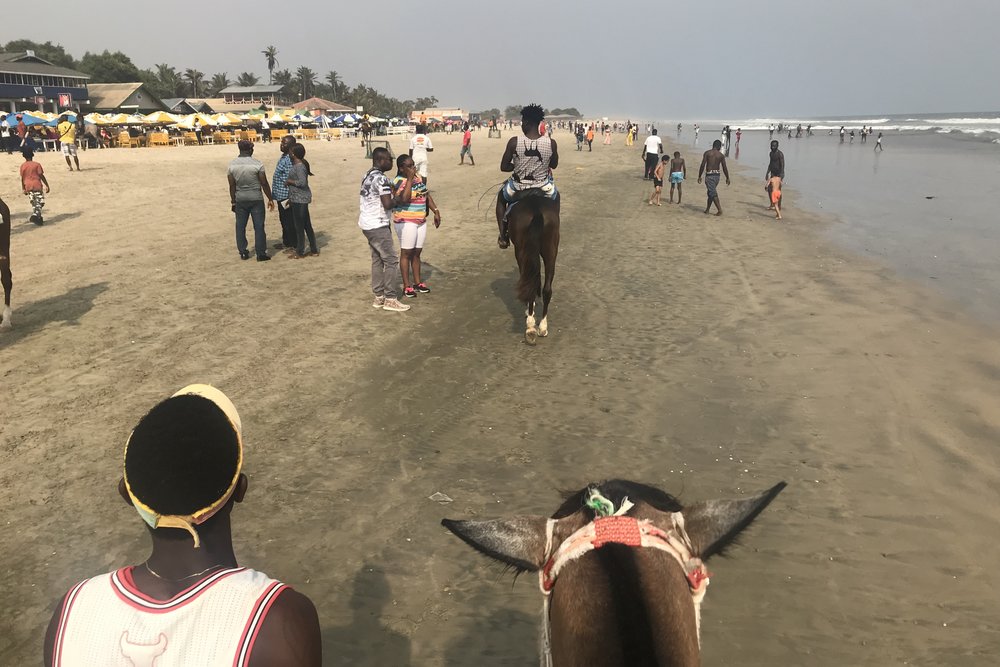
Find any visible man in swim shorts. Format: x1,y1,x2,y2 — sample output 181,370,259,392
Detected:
697,140,730,216
668,151,686,204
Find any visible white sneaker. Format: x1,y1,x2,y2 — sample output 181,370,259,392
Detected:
382,298,411,312
372,295,386,308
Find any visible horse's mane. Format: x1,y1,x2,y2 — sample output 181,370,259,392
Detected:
552,479,682,519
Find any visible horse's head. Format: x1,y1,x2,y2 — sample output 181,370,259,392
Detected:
442,479,786,666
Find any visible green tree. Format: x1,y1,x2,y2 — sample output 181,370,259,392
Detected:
295,66,316,99
154,63,185,97
78,50,142,83
236,72,259,87
477,107,501,119
2,39,76,68
504,105,523,119
261,46,279,84
325,70,346,100
273,69,292,88
183,68,204,97
414,96,438,110
208,73,230,96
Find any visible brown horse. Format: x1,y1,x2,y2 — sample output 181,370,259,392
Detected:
507,195,559,345
443,479,785,666
0,197,11,330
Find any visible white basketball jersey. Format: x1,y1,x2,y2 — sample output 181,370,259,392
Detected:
52,566,287,666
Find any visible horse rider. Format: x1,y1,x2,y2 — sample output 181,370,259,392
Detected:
495,104,560,249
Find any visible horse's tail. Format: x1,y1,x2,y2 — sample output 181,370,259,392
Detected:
516,205,544,304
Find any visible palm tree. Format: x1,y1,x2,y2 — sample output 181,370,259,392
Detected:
295,66,316,100
326,70,344,100
273,69,292,87
261,46,279,84
236,72,260,87
155,63,184,96
208,72,229,96
183,69,204,97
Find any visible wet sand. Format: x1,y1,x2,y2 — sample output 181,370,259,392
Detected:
2,131,999,665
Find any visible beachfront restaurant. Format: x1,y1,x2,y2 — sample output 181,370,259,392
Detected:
0,50,90,114
86,83,168,114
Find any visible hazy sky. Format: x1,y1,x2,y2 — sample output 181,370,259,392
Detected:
17,0,1000,119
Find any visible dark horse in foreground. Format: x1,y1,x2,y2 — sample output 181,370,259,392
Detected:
507,194,560,345
0,197,11,330
443,479,786,666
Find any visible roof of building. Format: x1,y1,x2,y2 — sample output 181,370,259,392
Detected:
291,96,353,112
199,99,267,114
218,85,284,95
0,51,90,79
87,83,166,110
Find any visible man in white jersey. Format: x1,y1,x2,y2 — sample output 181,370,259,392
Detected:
408,124,434,186
495,104,559,249
642,128,663,179
43,384,321,667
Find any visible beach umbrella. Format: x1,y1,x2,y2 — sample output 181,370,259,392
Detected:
143,111,177,124
2,111,48,126
267,112,285,124
85,113,107,125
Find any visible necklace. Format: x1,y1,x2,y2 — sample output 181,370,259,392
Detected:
143,560,226,582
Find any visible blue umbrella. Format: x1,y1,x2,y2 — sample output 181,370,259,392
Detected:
2,112,49,127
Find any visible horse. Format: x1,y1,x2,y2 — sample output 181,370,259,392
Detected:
443,479,786,666
0,197,11,330
506,195,559,345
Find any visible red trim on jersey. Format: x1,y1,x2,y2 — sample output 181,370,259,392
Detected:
110,566,246,613
53,580,87,667
233,582,289,667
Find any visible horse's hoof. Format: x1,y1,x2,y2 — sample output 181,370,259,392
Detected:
524,329,537,345
537,328,548,337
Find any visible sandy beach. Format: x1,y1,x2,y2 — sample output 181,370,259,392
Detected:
2,130,999,665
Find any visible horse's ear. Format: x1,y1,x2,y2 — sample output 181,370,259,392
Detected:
441,516,549,572
682,482,786,559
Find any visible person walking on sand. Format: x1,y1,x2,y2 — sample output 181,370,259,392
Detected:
874,132,884,151
285,144,318,259
392,154,441,298
585,125,595,151
648,154,666,206
458,124,475,165
603,125,612,144
697,139,730,216
41,384,322,667
765,139,785,210
19,149,49,225
767,175,783,220
408,124,434,187
271,135,297,250
227,140,275,262
57,113,80,171
575,123,584,151
668,151,686,204
359,147,410,312
641,128,663,179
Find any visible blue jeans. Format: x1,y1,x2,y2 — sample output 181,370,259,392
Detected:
234,200,267,257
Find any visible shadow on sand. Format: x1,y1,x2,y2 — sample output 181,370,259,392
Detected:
442,604,537,666
0,282,108,344
11,210,82,235
322,564,411,667
490,273,523,333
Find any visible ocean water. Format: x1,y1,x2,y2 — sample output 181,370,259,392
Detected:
663,117,1000,324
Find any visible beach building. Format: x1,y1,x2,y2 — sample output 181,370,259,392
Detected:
291,96,354,116
218,85,286,107
87,82,168,114
0,50,90,114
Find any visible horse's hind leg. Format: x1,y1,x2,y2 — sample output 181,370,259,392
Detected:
525,299,537,345
538,226,559,338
